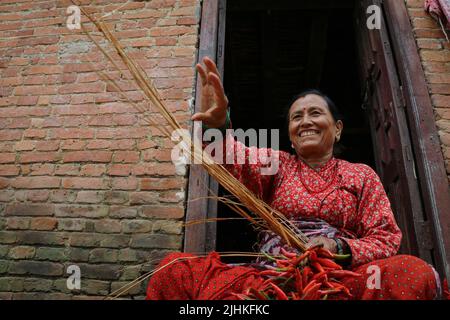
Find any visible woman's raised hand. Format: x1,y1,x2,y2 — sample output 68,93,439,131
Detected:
191,57,229,128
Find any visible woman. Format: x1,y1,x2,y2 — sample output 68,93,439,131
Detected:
146,57,440,300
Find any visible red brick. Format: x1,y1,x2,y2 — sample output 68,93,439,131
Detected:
140,178,184,190
111,177,138,190
107,164,133,176
159,190,184,203
110,139,135,150
55,164,80,176
52,129,95,139
12,177,60,189
8,118,31,129
0,153,15,163
61,140,86,150
14,140,35,151
132,163,177,176
113,151,140,163
58,83,105,94
26,65,63,75
0,177,10,189
30,164,55,176
420,50,450,62
63,151,112,163
427,74,450,84
177,17,197,25
112,114,137,126
80,164,106,177
17,96,39,106
155,38,176,46
140,206,184,219
30,218,57,231
62,178,108,190
0,165,20,176
27,190,50,202
76,191,104,204
432,95,450,107
19,152,58,163
23,129,47,139
6,217,30,230
129,192,158,205
86,140,111,150
0,130,22,141
5,203,55,216
143,148,172,162
36,140,60,151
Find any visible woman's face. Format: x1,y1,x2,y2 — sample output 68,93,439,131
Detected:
288,94,343,160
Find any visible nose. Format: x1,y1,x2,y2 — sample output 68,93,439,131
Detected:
299,114,313,127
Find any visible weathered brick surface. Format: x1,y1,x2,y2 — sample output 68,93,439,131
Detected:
0,0,198,299
405,1,450,181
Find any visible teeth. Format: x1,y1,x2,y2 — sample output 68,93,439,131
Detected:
300,131,318,137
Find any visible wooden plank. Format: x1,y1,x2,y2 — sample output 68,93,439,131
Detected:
383,0,450,281
184,0,220,254
205,0,227,252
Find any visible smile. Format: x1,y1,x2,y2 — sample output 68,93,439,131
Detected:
299,130,319,137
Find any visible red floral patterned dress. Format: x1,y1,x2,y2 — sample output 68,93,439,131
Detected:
147,136,439,300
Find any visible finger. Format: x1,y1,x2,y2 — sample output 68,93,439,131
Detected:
196,63,208,86
191,112,210,122
204,56,221,79
208,73,228,109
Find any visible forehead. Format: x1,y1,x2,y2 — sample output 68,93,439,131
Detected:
289,94,329,114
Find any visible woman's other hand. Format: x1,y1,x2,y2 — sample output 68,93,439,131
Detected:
306,236,337,253
191,56,229,128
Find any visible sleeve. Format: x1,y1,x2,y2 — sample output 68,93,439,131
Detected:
204,129,288,202
338,165,402,268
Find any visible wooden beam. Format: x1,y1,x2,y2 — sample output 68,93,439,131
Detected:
184,0,220,254
383,0,450,281
228,0,354,12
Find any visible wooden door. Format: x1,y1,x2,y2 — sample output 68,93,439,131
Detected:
354,0,434,262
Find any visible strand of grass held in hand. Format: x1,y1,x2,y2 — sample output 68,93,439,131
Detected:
231,246,361,300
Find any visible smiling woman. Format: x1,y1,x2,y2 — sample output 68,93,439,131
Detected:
146,57,440,300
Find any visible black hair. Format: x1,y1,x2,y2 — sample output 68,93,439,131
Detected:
284,89,344,125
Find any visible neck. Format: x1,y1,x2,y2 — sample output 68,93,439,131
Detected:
298,152,333,169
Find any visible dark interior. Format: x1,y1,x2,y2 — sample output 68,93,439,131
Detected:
216,0,374,261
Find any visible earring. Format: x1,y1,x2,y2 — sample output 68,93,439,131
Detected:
291,143,294,149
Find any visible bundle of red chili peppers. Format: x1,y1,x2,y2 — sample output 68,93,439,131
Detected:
233,247,361,300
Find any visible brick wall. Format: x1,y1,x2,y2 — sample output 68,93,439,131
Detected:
405,0,450,181
0,0,200,299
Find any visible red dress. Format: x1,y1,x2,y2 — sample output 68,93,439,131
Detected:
147,136,440,300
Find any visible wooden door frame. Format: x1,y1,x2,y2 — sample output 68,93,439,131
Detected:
184,0,450,280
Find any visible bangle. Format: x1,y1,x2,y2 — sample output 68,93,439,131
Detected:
334,238,344,255
202,109,230,131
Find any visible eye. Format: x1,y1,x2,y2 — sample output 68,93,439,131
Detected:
311,111,321,117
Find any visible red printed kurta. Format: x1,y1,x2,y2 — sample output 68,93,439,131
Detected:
221,136,402,268
147,135,439,300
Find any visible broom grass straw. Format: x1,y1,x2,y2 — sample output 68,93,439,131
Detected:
71,0,309,250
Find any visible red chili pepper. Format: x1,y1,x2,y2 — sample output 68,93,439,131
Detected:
280,247,297,259
302,266,312,287
259,270,283,277
291,251,310,266
302,282,322,300
311,261,325,273
308,249,318,262
269,282,288,300
328,270,362,279
249,287,268,300
315,257,342,270
295,268,303,294
312,271,328,282
317,248,335,259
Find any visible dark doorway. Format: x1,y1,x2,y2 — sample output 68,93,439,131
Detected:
216,0,374,260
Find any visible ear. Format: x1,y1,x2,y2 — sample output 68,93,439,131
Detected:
335,120,343,141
